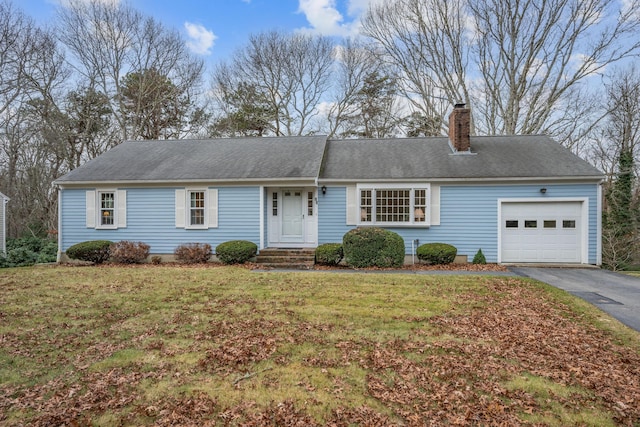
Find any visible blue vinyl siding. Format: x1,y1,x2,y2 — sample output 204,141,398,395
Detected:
318,184,599,263
61,186,261,254
317,187,351,244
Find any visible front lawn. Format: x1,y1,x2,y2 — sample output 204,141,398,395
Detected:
1,265,639,426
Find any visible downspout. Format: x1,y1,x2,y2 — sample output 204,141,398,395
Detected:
57,185,62,263
597,180,603,266
259,186,264,250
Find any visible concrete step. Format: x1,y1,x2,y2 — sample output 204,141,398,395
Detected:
256,255,315,263
255,248,316,268
256,262,315,270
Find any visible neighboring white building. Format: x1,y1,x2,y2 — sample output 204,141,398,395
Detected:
0,192,9,254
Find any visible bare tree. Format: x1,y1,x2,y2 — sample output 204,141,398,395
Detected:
361,0,469,131
211,30,334,136
56,0,205,140
0,1,70,237
324,38,374,138
361,0,640,139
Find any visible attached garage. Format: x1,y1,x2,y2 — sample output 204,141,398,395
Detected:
499,199,587,263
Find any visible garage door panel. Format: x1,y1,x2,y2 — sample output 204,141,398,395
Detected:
501,201,582,263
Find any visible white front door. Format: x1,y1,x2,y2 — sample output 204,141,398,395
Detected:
267,187,317,247
281,190,304,242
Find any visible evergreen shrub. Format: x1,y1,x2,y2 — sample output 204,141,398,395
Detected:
315,243,343,266
215,240,257,264
343,227,405,268
472,249,487,264
66,240,113,264
416,243,457,265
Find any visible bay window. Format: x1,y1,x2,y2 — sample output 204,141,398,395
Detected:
358,184,430,226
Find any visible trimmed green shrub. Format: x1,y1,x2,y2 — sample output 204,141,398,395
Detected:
66,240,113,264
174,243,212,264
315,243,343,266
216,240,257,264
343,227,405,268
109,241,150,264
472,249,487,264
416,243,457,265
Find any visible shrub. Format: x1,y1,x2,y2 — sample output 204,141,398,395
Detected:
151,256,162,265
472,249,487,264
109,241,150,264
6,247,39,267
315,243,343,266
36,240,58,263
215,240,257,264
416,243,457,265
66,240,113,264
0,237,57,268
343,227,405,268
174,243,212,264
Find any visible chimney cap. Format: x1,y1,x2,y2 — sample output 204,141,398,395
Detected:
454,103,466,109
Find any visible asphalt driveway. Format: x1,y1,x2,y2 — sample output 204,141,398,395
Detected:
510,267,640,332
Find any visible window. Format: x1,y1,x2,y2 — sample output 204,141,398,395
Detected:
307,191,313,216
525,220,537,228
175,188,218,229
189,190,205,226
505,220,518,228
563,220,576,228
99,192,115,226
543,220,556,228
86,189,126,229
272,192,278,216
358,185,429,225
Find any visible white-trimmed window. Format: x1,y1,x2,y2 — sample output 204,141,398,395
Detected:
189,190,206,227
86,189,127,229
99,191,115,226
175,188,218,229
357,184,430,226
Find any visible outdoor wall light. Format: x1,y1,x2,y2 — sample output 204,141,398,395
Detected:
540,188,547,194
321,185,327,195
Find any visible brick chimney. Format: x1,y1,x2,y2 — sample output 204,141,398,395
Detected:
448,103,471,152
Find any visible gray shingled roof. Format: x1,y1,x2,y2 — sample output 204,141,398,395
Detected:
55,134,603,184
321,135,603,180
56,136,328,183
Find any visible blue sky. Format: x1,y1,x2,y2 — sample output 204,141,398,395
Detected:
18,0,378,63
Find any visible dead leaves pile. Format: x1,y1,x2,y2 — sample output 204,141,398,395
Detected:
2,277,640,426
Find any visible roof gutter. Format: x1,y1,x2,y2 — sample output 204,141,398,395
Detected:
55,177,320,188
318,175,605,184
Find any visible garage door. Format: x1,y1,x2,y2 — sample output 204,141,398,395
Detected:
501,202,582,263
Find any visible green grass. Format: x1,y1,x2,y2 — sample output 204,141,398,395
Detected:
1,265,639,426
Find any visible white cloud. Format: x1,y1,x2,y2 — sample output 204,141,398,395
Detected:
184,22,217,55
297,0,396,36
297,0,352,36
571,53,605,77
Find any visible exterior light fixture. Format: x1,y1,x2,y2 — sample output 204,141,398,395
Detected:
321,185,327,195
540,188,547,194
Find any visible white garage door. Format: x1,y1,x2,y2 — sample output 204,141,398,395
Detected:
501,202,583,263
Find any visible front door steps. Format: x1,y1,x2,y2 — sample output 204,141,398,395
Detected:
255,248,315,270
